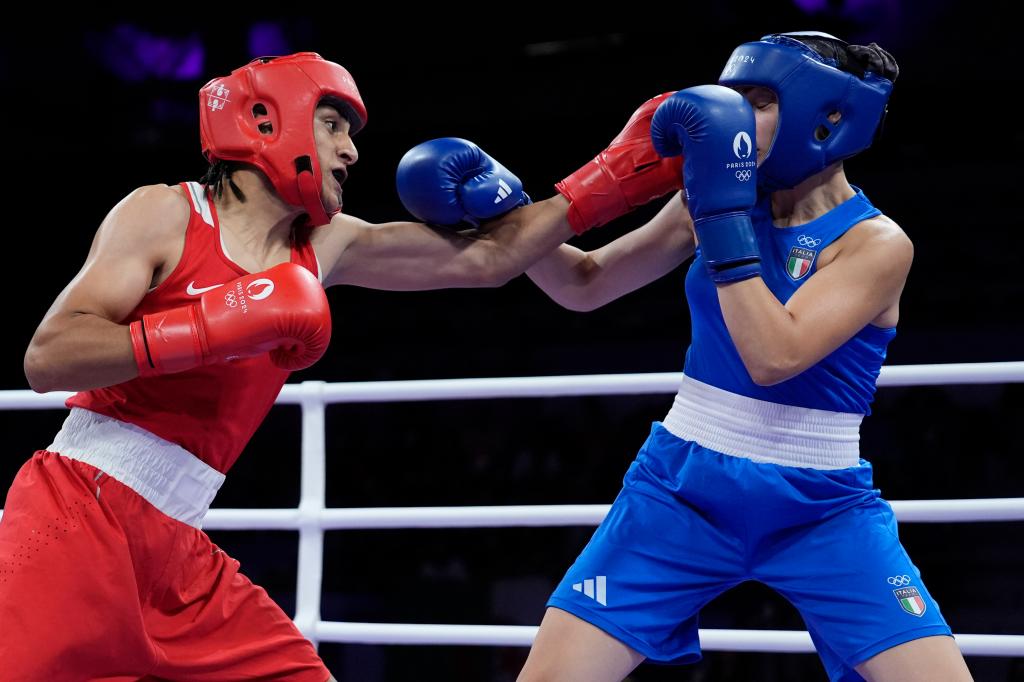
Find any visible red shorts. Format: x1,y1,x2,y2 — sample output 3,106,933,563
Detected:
0,451,330,682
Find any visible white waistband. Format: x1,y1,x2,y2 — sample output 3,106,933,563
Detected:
47,408,225,528
661,375,863,469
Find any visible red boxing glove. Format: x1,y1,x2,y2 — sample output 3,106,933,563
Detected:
556,92,684,234
130,262,331,377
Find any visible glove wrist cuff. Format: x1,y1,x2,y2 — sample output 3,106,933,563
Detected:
694,213,762,283
135,307,206,376
556,160,626,235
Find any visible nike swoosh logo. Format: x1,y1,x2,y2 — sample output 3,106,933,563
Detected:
186,281,224,296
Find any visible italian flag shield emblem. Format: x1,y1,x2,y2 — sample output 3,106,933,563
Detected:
786,246,816,281
893,586,927,617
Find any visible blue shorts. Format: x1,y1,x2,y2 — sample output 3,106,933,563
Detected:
548,423,952,682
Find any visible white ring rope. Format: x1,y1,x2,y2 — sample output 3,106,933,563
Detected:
313,622,1024,656
3,361,1021,409
1,362,1022,656
196,498,1024,531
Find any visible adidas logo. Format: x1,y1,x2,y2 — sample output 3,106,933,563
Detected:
494,179,513,204
571,576,607,606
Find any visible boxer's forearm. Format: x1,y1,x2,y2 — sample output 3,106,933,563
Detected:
527,192,695,311
24,314,138,393
476,195,574,283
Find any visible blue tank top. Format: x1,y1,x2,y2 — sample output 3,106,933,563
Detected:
683,187,896,415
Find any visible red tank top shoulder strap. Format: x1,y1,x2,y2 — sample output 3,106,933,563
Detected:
290,222,322,283
179,181,218,229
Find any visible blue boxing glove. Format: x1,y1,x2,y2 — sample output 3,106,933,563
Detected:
396,137,530,228
651,85,761,283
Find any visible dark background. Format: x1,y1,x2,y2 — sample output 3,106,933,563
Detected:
2,3,1022,681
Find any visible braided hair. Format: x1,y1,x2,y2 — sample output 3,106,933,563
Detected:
199,160,246,202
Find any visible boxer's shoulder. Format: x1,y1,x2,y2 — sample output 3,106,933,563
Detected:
307,212,364,287
103,184,190,242
92,184,191,285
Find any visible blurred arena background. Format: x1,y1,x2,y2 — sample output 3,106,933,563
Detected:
1,3,1021,680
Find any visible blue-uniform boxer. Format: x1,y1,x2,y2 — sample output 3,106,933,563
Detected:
548,187,951,681
545,33,956,682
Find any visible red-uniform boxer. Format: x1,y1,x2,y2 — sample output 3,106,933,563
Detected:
0,53,681,680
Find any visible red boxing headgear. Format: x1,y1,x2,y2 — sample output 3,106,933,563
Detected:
199,52,367,226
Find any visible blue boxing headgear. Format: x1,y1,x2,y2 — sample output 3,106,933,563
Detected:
719,32,895,191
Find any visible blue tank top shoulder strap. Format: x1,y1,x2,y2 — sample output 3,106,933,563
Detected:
758,186,880,289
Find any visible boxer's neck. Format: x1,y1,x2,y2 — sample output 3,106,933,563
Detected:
769,163,856,228
213,167,304,253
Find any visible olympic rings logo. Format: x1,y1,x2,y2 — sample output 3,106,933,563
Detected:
797,235,822,248
735,170,752,182
224,292,238,308
887,575,912,586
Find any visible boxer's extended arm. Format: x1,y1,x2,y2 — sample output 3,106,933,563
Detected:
24,185,187,392
526,192,695,311
314,195,574,290
314,93,682,291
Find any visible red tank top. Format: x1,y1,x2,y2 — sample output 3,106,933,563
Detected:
67,182,323,473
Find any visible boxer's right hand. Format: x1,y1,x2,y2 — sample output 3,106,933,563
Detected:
556,92,684,234
396,137,529,228
652,85,761,283
130,263,331,377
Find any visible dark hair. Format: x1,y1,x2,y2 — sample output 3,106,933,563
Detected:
200,159,246,202
789,34,899,82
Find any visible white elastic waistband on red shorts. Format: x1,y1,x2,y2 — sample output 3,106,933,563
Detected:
661,374,864,469
47,407,225,528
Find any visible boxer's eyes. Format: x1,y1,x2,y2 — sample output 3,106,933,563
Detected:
322,116,351,135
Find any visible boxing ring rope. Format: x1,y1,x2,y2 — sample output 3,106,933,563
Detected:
1,360,1023,657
